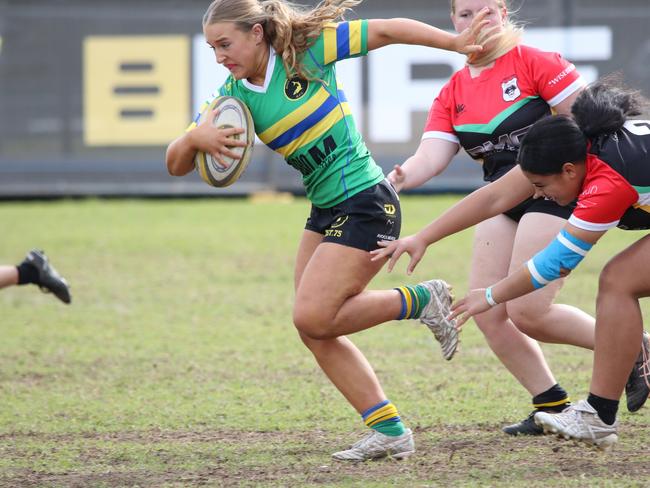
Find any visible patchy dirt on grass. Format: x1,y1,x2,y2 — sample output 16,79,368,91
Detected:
0,422,648,487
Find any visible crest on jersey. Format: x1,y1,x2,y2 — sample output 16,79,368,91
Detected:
501,76,521,102
284,76,309,100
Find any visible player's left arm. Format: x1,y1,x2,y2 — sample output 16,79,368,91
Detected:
367,9,488,54
450,224,606,326
497,223,605,298
551,88,583,116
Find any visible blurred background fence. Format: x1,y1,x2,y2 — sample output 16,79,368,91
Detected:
0,0,648,198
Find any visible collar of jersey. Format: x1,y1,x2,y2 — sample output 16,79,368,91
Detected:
242,46,277,93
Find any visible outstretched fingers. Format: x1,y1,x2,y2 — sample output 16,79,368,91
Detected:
455,7,491,55
370,240,405,273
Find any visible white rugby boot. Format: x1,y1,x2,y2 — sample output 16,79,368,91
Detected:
331,429,414,461
418,279,459,360
534,399,618,450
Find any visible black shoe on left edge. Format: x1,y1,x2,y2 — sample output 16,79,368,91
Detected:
23,249,71,304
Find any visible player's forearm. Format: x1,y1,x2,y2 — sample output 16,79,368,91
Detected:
490,267,536,305
399,154,443,190
367,18,456,51
415,183,511,245
166,133,198,177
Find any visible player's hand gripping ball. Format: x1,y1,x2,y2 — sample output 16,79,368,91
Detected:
194,96,255,187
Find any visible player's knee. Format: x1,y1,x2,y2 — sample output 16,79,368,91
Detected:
598,258,625,294
293,306,333,340
472,310,504,337
506,302,546,338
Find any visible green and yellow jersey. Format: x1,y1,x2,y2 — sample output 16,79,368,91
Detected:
212,20,384,208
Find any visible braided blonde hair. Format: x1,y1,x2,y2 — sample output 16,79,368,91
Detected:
450,0,523,67
203,0,362,79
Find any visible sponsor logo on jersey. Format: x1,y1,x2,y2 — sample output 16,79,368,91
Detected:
284,76,309,100
501,76,521,102
548,64,576,86
465,125,533,159
455,103,466,115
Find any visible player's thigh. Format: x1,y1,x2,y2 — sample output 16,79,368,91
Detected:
296,242,385,319
508,212,566,312
294,230,324,291
469,214,517,288
509,212,566,268
601,234,650,296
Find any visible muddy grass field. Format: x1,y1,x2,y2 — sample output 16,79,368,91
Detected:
0,198,648,487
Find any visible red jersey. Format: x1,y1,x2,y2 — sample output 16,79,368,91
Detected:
569,120,650,231
424,45,585,181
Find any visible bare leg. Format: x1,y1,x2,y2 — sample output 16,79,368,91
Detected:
294,240,402,339
294,230,388,413
0,265,18,289
469,215,556,396
591,236,650,399
506,213,595,349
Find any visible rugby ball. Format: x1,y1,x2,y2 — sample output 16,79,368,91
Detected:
194,96,255,188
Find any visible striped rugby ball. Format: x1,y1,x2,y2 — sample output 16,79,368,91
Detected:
194,96,255,188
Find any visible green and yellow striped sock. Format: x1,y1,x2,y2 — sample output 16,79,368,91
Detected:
395,284,431,320
362,400,406,437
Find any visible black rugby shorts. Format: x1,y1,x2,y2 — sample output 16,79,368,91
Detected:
305,179,401,252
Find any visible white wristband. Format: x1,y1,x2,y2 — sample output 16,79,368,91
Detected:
485,287,498,307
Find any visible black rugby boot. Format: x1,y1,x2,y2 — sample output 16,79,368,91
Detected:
625,331,650,412
502,411,543,436
22,250,71,304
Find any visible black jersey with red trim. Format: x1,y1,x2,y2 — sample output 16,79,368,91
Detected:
424,45,585,181
569,120,650,231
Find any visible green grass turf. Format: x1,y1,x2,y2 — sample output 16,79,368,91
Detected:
0,196,648,487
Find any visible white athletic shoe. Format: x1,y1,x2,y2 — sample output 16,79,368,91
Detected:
418,279,459,360
534,399,618,450
331,429,414,461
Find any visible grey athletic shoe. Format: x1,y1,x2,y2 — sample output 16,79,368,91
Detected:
332,429,414,461
534,400,618,450
23,250,71,304
625,331,650,412
418,279,459,360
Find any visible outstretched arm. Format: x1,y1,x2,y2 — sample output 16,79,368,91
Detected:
367,8,489,54
387,138,458,193
450,224,607,326
372,165,534,272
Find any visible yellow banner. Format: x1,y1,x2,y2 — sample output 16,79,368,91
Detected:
83,35,189,146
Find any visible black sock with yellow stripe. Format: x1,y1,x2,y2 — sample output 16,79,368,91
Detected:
533,384,570,412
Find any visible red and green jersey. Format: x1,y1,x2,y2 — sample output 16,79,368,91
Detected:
570,120,650,231
424,45,585,181
215,20,383,208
